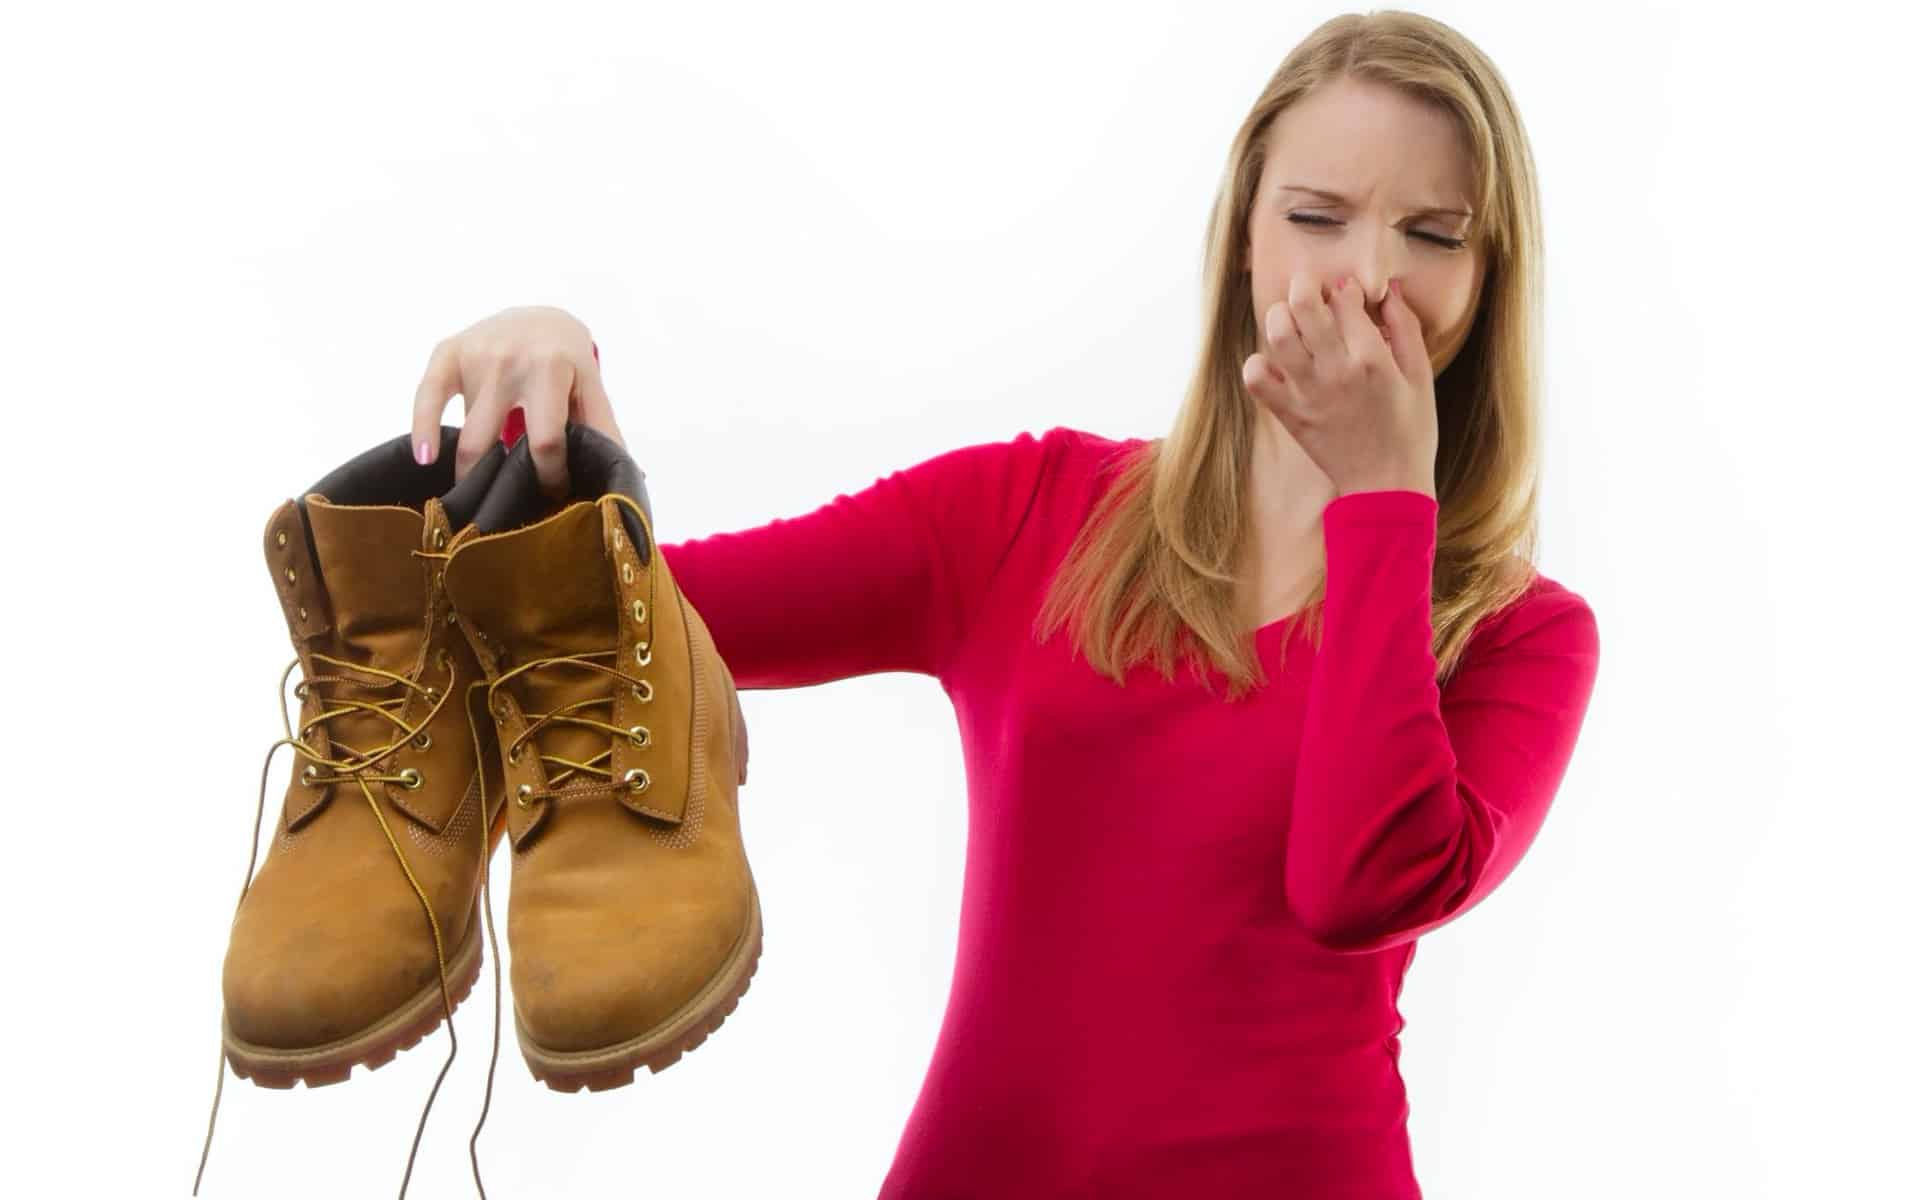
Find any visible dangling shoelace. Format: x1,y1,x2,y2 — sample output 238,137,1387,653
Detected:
194,548,507,1200
197,494,657,1197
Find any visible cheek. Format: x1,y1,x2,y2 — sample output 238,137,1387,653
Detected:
1398,282,1473,345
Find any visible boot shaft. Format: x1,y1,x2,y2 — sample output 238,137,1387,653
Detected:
262,427,510,836
441,425,732,851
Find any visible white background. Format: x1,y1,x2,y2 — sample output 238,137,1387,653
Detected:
3,1,1915,1197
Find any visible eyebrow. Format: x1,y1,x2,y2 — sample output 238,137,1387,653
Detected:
1280,184,1472,220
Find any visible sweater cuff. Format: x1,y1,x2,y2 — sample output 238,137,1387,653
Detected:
1323,488,1437,527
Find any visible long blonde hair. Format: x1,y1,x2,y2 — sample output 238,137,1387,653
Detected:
1036,9,1548,701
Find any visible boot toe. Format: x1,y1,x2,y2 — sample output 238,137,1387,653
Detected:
223,902,442,1051
512,897,748,1054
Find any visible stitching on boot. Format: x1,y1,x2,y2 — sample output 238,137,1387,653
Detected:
651,587,709,851
405,769,479,857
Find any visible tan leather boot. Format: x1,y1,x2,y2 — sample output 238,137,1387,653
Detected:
196,428,515,1197
441,423,762,1093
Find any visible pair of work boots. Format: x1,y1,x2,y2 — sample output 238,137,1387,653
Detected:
195,423,761,1198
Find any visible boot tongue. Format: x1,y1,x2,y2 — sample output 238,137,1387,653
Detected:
302,495,431,759
305,496,429,670
445,501,618,785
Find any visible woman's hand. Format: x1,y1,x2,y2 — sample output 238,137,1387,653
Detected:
1242,274,1437,499
411,305,625,497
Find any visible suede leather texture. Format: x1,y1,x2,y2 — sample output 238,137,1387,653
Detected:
222,428,510,1052
440,428,752,1055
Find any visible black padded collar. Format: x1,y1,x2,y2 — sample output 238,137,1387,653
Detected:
469,423,654,564
298,425,509,528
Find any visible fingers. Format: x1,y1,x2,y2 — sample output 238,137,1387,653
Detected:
413,309,611,483
1381,278,1429,383
1262,296,1308,390
411,340,462,466
452,366,507,483
1241,347,1285,406
520,354,571,499
1324,275,1377,360
570,359,626,451
1284,272,1340,359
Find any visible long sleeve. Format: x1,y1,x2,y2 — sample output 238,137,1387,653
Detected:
1285,488,1601,954
655,427,1064,690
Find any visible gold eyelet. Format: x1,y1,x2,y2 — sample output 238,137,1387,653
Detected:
284,564,297,584
436,647,452,672
399,768,423,789
411,730,432,750
432,527,447,549
301,764,320,786
516,782,533,809
508,743,521,764
628,725,649,748
293,681,309,698
276,529,288,548
612,528,624,550
631,680,653,703
623,768,649,793
621,561,634,584
494,699,510,721
446,609,458,625
298,605,309,622
425,686,441,703
631,599,646,623
634,643,651,667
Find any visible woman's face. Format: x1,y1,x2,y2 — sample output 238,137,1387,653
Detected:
1245,76,1487,379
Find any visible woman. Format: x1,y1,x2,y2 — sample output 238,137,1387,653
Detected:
408,12,1600,1198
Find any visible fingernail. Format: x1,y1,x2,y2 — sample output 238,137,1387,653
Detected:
1389,278,1403,298
415,439,431,465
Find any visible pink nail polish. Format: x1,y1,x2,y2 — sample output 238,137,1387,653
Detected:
415,439,431,465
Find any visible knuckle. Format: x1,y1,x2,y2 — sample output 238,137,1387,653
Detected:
468,344,511,374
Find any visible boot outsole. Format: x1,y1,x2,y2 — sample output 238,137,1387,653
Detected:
515,873,764,1093
220,802,510,1089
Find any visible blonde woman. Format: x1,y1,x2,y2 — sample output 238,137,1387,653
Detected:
411,11,1600,1198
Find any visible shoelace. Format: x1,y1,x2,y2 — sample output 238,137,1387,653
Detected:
197,493,657,1198
195,546,506,1200
464,493,661,810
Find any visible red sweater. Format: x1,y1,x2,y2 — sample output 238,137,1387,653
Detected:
503,412,1602,1198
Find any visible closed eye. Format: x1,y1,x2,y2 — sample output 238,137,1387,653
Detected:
1288,212,1467,250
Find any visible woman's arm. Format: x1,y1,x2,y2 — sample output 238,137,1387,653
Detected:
1286,489,1602,954
651,427,1067,691
494,347,1067,689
